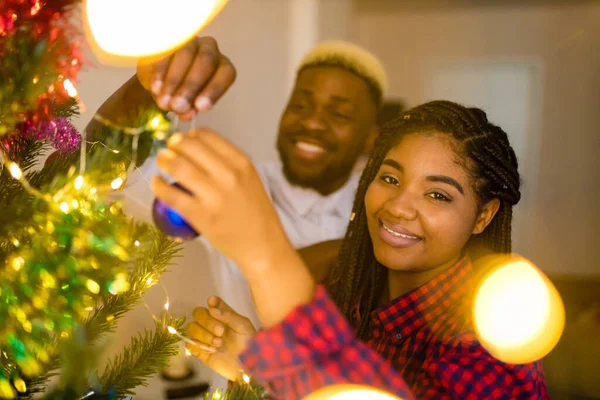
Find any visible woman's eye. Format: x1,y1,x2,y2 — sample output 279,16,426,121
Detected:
427,192,451,202
380,175,399,186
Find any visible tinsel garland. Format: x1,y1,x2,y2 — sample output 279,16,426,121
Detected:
0,0,84,137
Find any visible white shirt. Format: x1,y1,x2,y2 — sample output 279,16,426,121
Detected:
204,162,359,328
117,158,359,328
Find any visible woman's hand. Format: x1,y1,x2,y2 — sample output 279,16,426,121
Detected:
186,296,256,380
152,129,292,271
152,129,316,328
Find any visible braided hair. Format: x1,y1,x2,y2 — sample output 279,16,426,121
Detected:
325,100,521,340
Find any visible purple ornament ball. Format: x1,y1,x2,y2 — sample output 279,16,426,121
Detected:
152,182,199,240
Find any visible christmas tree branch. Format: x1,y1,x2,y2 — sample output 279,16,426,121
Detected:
99,317,184,399
84,227,180,341
12,227,180,399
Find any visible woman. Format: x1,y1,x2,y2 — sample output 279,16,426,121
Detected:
153,101,548,399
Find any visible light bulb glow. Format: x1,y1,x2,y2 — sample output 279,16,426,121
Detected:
473,255,565,364
167,326,177,335
84,0,229,64
74,175,84,190
110,177,124,190
59,202,70,213
302,385,402,400
63,79,78,97
9,163,22,179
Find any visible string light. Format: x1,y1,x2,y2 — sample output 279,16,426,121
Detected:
74,175,84,190
167,326,216,353
13,378,26,393
9,163,22,180
110,177,124,190
62,79,78,97
150,116,161,128
62,78,85,112
59,202,70,213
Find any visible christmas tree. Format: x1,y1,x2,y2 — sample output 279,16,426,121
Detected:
0,1,185,398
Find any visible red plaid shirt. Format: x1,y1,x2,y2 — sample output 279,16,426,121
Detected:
240,258,548,399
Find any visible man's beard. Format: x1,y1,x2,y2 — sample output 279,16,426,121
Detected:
278,147,355,192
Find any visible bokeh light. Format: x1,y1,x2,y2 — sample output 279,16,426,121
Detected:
473,255,565,364
303,385,402,400
84,0,229,66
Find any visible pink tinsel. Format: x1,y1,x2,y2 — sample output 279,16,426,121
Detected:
25,117,81,152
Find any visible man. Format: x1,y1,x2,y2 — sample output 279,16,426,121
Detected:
88,37,388,328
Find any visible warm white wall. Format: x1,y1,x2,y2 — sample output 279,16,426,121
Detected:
351,1,600,275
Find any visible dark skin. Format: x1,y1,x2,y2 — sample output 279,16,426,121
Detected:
297,239,342,282
277,66,379,196
88,36,341,280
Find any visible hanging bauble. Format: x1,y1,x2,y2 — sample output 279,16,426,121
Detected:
152,182,199,240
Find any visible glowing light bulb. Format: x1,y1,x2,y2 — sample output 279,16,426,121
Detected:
167,326,177,335
9,163,22,179
134,240,140,247
59,202,70,213
242,374,250,384
86,279,101,294
303,385,402,400
150,115,161,128
184,349,191,356
12,257,24,271
84,0,229,66
146,277,153,285
63,79,78,97
164,301,170,311
473,255,565,364
111,177,124,190
13,378,27,393
74,175,84,190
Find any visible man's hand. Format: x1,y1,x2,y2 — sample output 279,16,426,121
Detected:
137,36,236,120
186,296,256,380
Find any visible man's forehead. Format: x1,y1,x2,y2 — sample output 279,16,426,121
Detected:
294,67,370,101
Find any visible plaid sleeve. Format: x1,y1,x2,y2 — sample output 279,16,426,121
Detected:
239,285,414,400
416,333,549,400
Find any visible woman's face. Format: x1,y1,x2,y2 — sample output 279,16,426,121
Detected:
364,132,498,272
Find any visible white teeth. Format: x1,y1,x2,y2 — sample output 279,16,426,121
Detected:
296,141,325,154
383,224,419,240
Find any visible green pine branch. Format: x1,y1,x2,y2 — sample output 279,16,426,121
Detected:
13,227,180,398
84,227,180,341
99,317,184,399
205,379,269,400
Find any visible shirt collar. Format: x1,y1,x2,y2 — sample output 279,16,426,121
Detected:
266,164,358,218
372,257,473,343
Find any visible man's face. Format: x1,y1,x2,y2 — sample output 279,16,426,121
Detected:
277,66,378,195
